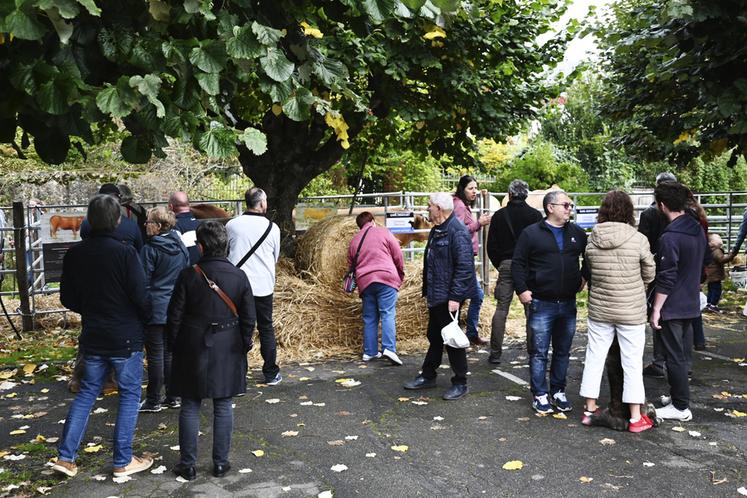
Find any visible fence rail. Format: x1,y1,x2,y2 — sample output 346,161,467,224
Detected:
3,190,747,332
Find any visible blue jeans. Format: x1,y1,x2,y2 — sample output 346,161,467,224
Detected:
179,397,233,467
528,299,577,396
361,283,398,356
707,282,722,306
465,284,484,338
58,351,143,467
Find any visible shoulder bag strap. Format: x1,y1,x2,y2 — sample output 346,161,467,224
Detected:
194,264,239,317
350,226,373,270
235,218,273,269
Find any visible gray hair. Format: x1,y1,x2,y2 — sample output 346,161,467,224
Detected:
245,187,267,210
542,190,567,215
655,172,677,186
429,192,454,211
88,194,121,232
508,179,529,200
196,221,228,257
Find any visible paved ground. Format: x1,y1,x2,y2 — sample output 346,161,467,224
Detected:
1,316,746,497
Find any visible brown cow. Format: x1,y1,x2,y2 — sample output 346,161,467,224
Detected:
393,214,433,246
190,203,232,224
49,215,84,239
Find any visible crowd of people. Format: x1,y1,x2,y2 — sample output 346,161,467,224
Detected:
49,174,724,480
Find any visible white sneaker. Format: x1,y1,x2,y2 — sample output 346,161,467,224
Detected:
655,404,692,421
362,352,382,362
382,349,403,366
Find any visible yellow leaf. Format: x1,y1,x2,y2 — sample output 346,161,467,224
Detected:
731,410,747,417
35,434,46,442
300,21,323,39
423,26,446,40
673,131,691,145
84,444,102,453
579,476,593,483
733,358,745,363
252,449,265,457
9,429,26,435
398,397,411,402
552,413,567,420
502,460,523,470
299,377,311,381
0,451,9,458
22,363,37,375
335,378,354,383
271,104,283,116
390,445,409,453
5,393,17,398
40,388,49,394
0,369,16,379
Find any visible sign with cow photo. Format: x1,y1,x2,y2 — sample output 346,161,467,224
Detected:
40,211,85,282
385,211,416,232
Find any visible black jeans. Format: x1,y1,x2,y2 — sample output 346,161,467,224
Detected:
254,295,280,381
421,302,468,385
179,397,233,466
144,324,174,404
659,319,693,410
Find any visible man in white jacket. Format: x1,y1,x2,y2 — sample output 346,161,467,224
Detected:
226,188,282,385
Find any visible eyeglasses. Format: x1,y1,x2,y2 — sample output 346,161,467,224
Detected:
550,202,575,210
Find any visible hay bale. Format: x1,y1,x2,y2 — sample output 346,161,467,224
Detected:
294,215,358,287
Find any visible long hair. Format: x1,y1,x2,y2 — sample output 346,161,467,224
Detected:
597,190,635,226
455,175,477,207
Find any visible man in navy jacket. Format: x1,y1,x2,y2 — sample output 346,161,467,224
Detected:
512,190,587,415
650,182,706,422
53,194,153,479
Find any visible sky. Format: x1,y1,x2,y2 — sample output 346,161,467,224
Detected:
553,0,613,76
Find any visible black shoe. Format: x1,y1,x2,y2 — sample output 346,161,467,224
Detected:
138,400,163,413
487,354,501,365
642,364,665,378
213,463,231,478
694,343,706,351
163,398,181,409
403,375,437,390
173,463,196,481
442,384,468,400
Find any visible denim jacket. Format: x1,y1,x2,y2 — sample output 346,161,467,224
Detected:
422,213,478,307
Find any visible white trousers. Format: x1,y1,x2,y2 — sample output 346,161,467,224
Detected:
579,318,646,404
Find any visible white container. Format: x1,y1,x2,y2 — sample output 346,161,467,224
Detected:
730,268,747,289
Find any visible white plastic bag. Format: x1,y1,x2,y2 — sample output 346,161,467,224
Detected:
742,299,747,317
699,292,707,311
441,311,469,349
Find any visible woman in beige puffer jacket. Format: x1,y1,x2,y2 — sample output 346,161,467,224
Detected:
579,191,656,433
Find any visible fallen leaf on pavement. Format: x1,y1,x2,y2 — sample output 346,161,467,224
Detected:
505,396,522,401
252,450,265,457
411,401,428,406
391,445,409,453
730,410,746,417
318,491,333,498
93,407,108,414
344,435,358,441
40,388,49,394
9,430,26,435
22,364,37,375
398,397,411,402
433,416,444,421
35,435,46,442
239,468,252,473
91,474,107,481
281,431,299,437
579,476,593,483
151,465,167,474
643,462,655,467
688,431,702,437
265,399,280,404
552,413,567,420
365,453,376,458
330,464,348,472
300,401,313,406
737,486,747,496
84,444,102,453
502,460,523,471
327,440,344,446
113,475,132,484
672,426,686,432
0,370,16,380
299,377,311,381
599,438,616,446
3,454,25,461
313,402,326,407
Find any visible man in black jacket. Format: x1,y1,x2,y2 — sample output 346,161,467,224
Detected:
486,179,542,364
650,182,706,422
512,190,587,415
53,194,153,479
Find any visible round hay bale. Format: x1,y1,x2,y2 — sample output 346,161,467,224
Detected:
294,215,358,286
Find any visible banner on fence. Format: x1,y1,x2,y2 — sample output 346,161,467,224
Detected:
40,210,85,282
386,211,415,232
575,207,599,230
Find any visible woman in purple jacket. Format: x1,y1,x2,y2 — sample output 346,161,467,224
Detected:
347,212,405,365
452,175,491,345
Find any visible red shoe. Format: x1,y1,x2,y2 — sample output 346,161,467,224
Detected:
628,415,654,433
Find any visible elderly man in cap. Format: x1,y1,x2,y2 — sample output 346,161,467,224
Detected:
80,183,143,251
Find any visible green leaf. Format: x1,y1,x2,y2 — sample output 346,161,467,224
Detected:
400,0,426,11
239,127,267,155
10,63,37,94
252,21,284,46
260,47,294,82
198,122,238,158
190,41,227,73
76,0,101,15
282,87,314,121
37,79,68,115
148,0,170,21
36,0,79,19
45,7,73,44
121,135,152,163
96,85,133,118
312,58,349,86
129,74,165,118
226,25,263,59
430,0,460,11
259,78,293,103
195,71,220,95
6,9,46,40
362,0,395,23
183,0,199,13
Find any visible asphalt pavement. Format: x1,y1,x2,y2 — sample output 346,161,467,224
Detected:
0,317,745,497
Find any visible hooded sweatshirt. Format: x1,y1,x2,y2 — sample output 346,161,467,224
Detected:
584,222,655,325
655,213,707,321
141,229,190,325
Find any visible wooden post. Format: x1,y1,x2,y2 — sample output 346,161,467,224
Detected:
12,201,34,331
480,189,490,292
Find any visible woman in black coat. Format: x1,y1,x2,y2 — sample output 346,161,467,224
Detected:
167,221,255,480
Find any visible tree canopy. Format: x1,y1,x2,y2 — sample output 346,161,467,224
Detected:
1,0,573,245
594,0,747,166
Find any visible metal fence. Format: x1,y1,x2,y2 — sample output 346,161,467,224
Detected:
3,190,747,332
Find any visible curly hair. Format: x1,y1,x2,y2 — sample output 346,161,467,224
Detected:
597,190,635,226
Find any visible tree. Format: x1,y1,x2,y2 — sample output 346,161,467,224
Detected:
1,0,572,248
593,0,747,167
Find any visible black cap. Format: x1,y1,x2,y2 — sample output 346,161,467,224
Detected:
99,183,121,197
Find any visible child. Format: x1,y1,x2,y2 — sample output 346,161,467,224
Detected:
704,233,729,313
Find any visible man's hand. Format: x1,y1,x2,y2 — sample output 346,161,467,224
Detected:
448,300,459,312
478,213,492,226
649,308,662,330
518,290,532,305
